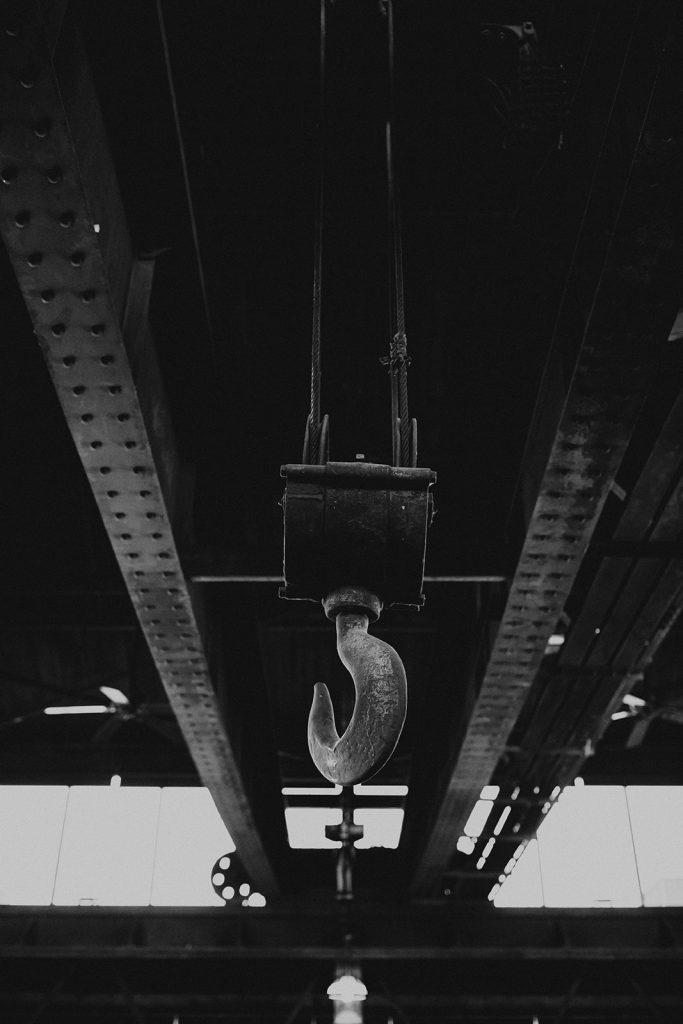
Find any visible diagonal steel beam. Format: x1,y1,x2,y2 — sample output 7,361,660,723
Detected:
411,0,683,893
0,2,279,891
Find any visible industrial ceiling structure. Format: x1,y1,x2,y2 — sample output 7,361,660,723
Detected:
2,0,683,1019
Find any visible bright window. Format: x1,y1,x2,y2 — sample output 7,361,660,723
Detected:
493,785,683,907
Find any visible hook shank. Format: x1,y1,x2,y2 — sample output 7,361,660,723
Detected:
308,607,407,786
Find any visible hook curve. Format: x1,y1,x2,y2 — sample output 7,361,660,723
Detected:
308,590,407,786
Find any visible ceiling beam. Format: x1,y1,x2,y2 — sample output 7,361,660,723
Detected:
410,0,683,893
0,2,280,891
0,906,681,960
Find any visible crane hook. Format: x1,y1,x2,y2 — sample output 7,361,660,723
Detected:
308,587,407,786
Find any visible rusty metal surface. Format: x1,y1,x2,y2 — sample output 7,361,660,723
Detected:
0,2,278,891
308,588,408,785
411,2,683,894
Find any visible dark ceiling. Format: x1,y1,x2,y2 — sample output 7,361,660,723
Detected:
2,0,683,1019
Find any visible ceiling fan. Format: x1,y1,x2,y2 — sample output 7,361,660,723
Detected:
0,674,180,745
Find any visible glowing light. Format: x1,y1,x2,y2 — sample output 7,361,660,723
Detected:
327,975,368,1002
547,633,565,646
480,785,499,800
110,775,121,788
44,705,110,715
456,835,476,855
99,686,129,705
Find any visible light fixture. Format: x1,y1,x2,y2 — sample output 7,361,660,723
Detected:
611,709,636,721
334,1010,363,1024
44,705,111,715
99,685,129,705
327,975,368,1002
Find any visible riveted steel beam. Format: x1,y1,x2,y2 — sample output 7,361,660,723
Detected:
411,1,683,893
0,3,279,891
1,906,682,960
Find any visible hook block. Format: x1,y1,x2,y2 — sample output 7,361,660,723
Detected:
280,461,436,609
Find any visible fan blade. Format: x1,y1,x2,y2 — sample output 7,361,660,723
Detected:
90,714,124,745
626,716,654,749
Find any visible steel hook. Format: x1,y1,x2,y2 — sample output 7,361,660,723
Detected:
308,587,407,786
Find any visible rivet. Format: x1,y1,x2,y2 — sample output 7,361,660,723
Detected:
27,252,42,268
151,532,162,539
59,211,75,228
14,210,30,227
70,250,85,267
81,290,96,303
133,570,144,577
81,413,94,423
99,466,111,475
158,552,171,559
46,166,62,184
146,512,158,519
90,322,105,334
72,385,86,395
100,354,114,365
128,552,140,559
51,323,66,336
40,289,55,303
124,440,136,449
90,440,102,449
32,118,50,138
19,71,36,89
114,512,126,520
106,489,118,498
139,490,151,498
108,385,122,395
162,571,175,578
1,166,18,184
117,413,130,422
120,533,132,540
132,466,146,474
62,355,76,367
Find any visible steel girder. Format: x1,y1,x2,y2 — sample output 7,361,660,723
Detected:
411,1,683,893
1,905,682,960
0,3,278,891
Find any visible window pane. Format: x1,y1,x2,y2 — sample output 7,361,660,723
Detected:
284,807,342,849
151,788,234,905
493,839,543,907
627,786,683,905
537,786,641,907
52,786,160,906
354,808,404,849
0,786,68,905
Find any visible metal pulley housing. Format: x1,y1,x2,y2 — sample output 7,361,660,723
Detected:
280,461,436,609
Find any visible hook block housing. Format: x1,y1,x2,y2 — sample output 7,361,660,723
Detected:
280,461,436,609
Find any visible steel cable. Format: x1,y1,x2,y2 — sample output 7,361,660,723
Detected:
308,0,327,464
385,0,411,466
